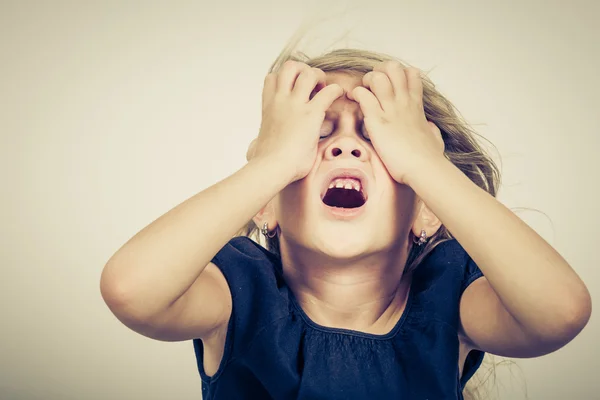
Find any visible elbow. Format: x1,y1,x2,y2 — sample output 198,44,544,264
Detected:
561,287,592,338
536,287,592,351
100,266,133,320
100,262,156,323
558,267,593,338
100,268,128,313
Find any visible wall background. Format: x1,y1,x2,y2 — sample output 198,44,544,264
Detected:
1,1,598,399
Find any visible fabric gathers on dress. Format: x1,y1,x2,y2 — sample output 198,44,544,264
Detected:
193,236,485,400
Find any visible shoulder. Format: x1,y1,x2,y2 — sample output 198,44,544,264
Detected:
211,236,282,300
409,239,486,386
213,236,278,264
194,237,290,379
415,238,483,291
409,239,484,324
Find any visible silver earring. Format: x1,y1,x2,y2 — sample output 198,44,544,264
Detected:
413,229,428,246
261,222,276,238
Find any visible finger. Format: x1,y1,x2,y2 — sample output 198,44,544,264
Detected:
310,83,345,111
309,70,328,101
362,71,395,109
346,86,356,101
405,67,424,103
351,86,383,118
373,61,406,98
277,60,311,93
293,68,326,102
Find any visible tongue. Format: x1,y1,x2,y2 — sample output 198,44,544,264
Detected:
323,187,365,208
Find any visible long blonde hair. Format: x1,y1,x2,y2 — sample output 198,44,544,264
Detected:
236,30,506,400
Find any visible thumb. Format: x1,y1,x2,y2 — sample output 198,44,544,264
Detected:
310,83,344,111
351,86,382,117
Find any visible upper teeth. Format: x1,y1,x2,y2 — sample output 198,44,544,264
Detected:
328,178,361,192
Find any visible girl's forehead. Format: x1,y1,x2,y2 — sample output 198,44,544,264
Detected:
324,72,364,117
325,72,364,91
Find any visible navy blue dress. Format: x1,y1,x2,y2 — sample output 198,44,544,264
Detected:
193,236,485,399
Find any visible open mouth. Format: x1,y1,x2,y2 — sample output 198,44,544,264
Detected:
322,179,366,208
320,170,368,209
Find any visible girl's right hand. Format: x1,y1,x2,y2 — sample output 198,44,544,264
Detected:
247,61,344,183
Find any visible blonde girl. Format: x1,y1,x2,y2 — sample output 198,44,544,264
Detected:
100,41,591,400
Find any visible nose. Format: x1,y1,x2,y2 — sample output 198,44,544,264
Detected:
323,134,368,161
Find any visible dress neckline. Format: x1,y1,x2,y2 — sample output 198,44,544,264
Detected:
266,243,414,341
285,279,413,341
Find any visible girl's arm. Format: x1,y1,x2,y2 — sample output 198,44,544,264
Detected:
100,62,344,341
347,60,589,356
407,156,592,357
100,158,293,338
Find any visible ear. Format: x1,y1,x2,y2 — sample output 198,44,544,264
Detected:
252,201,279,235
411,199,442,239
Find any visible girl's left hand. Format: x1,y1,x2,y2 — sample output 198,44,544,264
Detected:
348,62,446,186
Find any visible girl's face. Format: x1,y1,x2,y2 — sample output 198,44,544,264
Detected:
274,72,419,259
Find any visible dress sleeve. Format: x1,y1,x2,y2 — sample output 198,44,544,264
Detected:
460,252,484,294
192,236,286,381
458,249,486,388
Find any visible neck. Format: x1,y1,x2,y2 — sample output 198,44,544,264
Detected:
279,237,413,334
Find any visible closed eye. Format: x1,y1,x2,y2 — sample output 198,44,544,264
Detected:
319,120,371,142
319,120,334,139
360,122,371,141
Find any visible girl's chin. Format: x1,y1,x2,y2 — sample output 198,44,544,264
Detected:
312,231,375,257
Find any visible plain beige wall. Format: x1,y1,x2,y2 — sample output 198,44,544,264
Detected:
1,0,598,399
